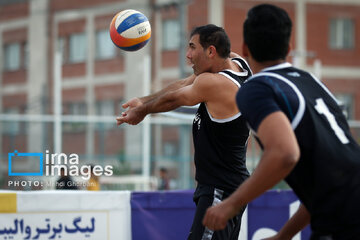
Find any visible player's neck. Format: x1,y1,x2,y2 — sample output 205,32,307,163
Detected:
212,58,233,73
251,59,286,74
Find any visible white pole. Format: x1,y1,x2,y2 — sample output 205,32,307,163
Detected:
142,55,151,190
313,59,322,80
54,51,62,154
295,0,306,68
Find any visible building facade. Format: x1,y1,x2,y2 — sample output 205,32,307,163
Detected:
1,0,359,189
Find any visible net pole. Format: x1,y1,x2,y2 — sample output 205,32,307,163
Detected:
142,55,151,190
54,51,62,154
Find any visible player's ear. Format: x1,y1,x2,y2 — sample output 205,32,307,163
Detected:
208,45,216,58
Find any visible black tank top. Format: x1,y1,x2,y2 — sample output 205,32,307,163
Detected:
192,58,251,194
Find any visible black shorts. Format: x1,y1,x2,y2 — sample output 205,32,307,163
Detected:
187,185,246,240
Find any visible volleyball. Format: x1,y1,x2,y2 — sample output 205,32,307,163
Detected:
109,9,151,51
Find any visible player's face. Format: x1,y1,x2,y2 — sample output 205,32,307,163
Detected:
186,34,211,75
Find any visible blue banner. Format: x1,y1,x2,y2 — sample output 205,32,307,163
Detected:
131,189,311,240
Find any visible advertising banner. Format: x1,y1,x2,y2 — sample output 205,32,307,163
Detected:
0,190,311,240
131,190,311,240
1,212,105,239
0,191,131,240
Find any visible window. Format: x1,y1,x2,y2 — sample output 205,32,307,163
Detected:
96,100,114,116
4,43,21,71
23,42,29,68
164,142,177,157
162,19,180,50
335,93,354,120
96,29,116,60
329,18,354,49
96,100,114,129
3,108,20,135
69,33,87,63
63,102,87,132
68,102,87,115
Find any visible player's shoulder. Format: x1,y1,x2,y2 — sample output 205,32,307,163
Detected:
194,72,234,91
237,74,274,100
194,72,219,83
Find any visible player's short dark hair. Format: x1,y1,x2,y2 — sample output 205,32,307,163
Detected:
190,24,230,58
243,4,292,62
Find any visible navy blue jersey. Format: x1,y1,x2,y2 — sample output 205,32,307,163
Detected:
236,63,360,234
192,57,251,194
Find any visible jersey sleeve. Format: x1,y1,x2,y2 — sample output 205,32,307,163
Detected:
236,80,280,131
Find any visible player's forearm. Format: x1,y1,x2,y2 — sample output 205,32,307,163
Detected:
140,75,195,103
276,204,310,239
142,90,183,114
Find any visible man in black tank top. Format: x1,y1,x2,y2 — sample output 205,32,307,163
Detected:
203,4,360,240
117,24,252,240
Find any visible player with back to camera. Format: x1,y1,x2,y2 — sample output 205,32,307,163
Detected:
202,4,360,240
117,24,252,240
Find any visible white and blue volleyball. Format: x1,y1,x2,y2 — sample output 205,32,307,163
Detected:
110,9,151,51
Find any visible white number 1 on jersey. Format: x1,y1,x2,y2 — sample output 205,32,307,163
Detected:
314,98,349,144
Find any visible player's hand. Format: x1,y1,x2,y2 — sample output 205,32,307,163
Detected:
202,200,238,231
116,106,146,126
116,98,145,126
122,97,143,109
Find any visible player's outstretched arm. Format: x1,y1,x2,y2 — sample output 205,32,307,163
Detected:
202,111,300,230
117,73,209,125
129,74,196,106
264,203,310,240
116,74,196,126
